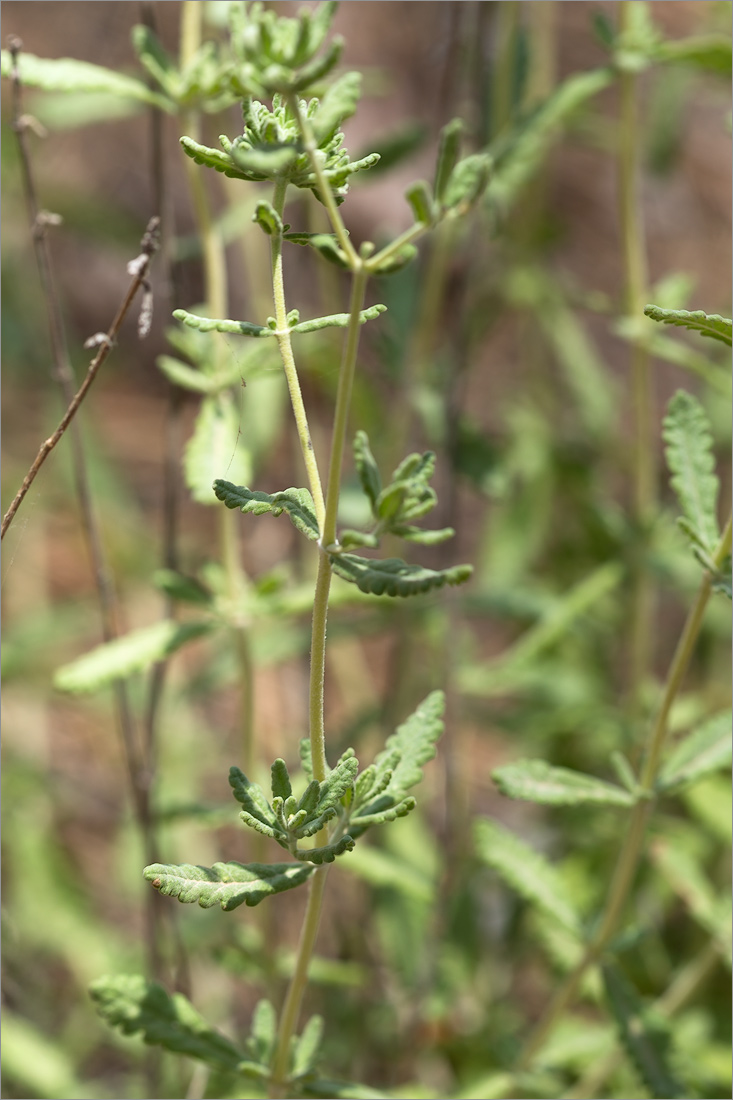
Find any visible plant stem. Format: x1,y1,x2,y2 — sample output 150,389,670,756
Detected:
270,178,326,530
516,515,731,1070
268,865,330,1098
618,0,654,721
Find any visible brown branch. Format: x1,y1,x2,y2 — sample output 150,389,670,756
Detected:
1,214,160,540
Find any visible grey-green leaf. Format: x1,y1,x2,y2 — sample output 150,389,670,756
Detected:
662,390,720,555
290,305,387,334
353,430,382,511
492,760,635,807
144,861,313,910
317,755,359,814
433,118,463,203
271,758,293,801
247,999,277,1067
89,974,249,1070
372,691,444,801
0,49,173,110
229,766,280,831
294,835,355,865
329,552,472,597
292,1014,324,1080
214,481,320,541
311,71,362,143
54,620,213,694
657,711,733,794
173,307,273,338
644,305,733,346
443,153,492,213
474,818,582,936
602,964,684,1100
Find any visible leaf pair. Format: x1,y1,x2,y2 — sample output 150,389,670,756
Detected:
404,119,492,228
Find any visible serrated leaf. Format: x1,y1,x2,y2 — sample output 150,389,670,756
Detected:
185,395,252,505
252,199,283,236
229,766,280,831
156,355,220,393
474,818,582,935
144,861,313,909
651,840,731,960
284,232,350,268
311,70,361,142
443,153,492,212
662,390,720,555
300,738,314,781
271,758,292,801
131,24,179,99
214,481,320,541
173,307,273,338
645,305,732,346
316,755,359,814
492,760,635,806
657,711,732,794
329,552,472,597
180,134,253,181
89,974,249,1070
294,835,355,865
54,620,213,693
0,49,173,110
372,691,444,802
233,142,300,178
350,796,416,829
602,964,684,1100
292,1014,324,1080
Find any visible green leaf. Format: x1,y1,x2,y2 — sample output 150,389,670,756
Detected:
294,835,355,865
284,232,350,268
131,24,179,99
493,760,635,806
390,523,455,545
156,355,221,393
350,796,416,829
89,974,251,1070
180,134,254,181
173,307,274,338
316,754,359,814
54,620,213,693
443,153,492,213
292,1014,324,1080
144,860,313,910
152,569,212,606
185,395,252,505
373,691,444,801
434,118,463,203
311,70,362,142
650,840,732,960
229,766,282,834
602,964,684,1100
271,758,293,801
655,34,732,77
329,552,472,597
474,818,582,935
252,199,283,236
214,481,320,541
353,430,382,510
657,711,733,794
370,242,418,276
0,49,173,110
662,390,720,555
644,305,733,346
290,304,387,334
405,180,435,226
246,999,277,1067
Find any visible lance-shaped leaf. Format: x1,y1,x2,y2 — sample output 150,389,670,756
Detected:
372,691,444,802
245,999,277,1068
405,180,435,226
329,552,472,597
434,118,463,203
292,1014,324,1080
156,355,222,393
350,796,416,830
293,835,355,865
289,304,387,334
656,711,732,794
311,71,362,142
353,430,381,509
443,152,492,213
252,199,283,236
390,523,455,545
89,974,254,1071
214,481,320,541
662,390,720,556
650,841,732,962
173,307,273,338
644,305,733,346
131,25,180,100
492,759,635,807
0,49,173,110
185,395,252,505
474,818,583,936
144,860,313,910
316,752,359,815
602,964,684,1100
54,620,213,694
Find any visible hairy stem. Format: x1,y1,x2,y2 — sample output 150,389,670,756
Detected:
517,515,731,1070
618,0,654,721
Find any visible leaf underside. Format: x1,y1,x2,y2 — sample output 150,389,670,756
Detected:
214,481,320,541
329,552,472,596
492,759,634,806
644,304,733,346
144,861,313,910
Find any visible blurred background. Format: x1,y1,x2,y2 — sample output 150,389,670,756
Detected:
2,3,731,1098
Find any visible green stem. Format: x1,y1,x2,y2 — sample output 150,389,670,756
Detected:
618,0,654,720
270,178,326,531
268,865,330,1098
517,515,731,1070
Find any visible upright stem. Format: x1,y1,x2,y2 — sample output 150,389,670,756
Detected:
516,517,731,1071
618,0,654,719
